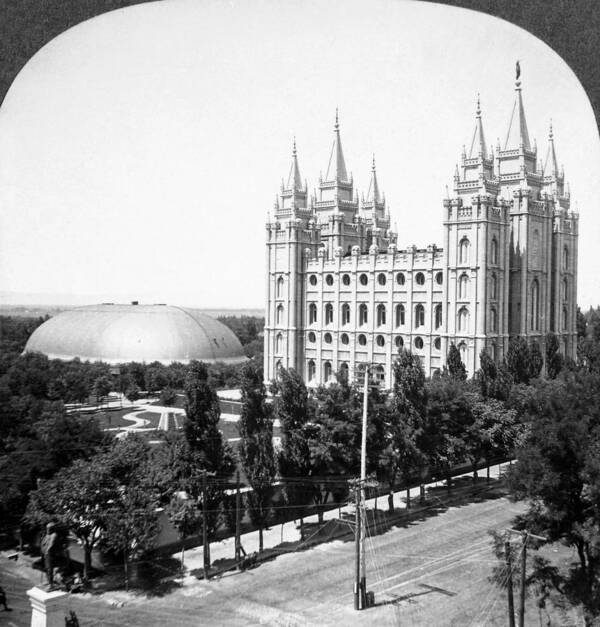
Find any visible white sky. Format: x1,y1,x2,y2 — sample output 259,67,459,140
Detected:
0,0,598,309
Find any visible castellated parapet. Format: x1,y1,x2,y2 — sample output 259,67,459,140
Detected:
264,77,579,388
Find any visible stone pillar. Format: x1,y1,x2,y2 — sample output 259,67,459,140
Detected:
27,587,69,627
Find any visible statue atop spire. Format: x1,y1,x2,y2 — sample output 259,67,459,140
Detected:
504,60,531,150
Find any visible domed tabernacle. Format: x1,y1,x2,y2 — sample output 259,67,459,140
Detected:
24,304,247,365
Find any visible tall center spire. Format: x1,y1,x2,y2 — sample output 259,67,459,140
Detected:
325,108,349,183
286,137,304,192
504,62,531,150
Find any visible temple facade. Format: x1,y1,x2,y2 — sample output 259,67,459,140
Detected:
264,74,579,387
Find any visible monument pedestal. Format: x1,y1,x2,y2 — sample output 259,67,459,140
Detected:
27,587,69,627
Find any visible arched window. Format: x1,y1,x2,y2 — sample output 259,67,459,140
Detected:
415,272,425,286
459,238,470,265
342,274,351,286
359,304,368,326
531,279,539,331
341,303,350,325
276,333,283,353
377,273,386,286
375,365,385,384
415,304,425,328
308,303,317,324
323,332,332,344
434,304,442,329
396,273,405,286
458,307,469,332
395,304,405,327
459,342,467,361
325,303,334,325
323,361,332,382
307,360,316,381
395,336,404,349
276,304,284,325
414,336,424,349
490,307,497,333
491,237,498,265
376,335,385,347
359,273,368,286
563,246,569,271
339,362,349,381
275,360,282,377
491,273,497,300
308,331,316,343
340,333,349,345
325,274,334,286
562,278,568,301
490,343,496,361
358,334,367,346
376,304,386,326
276,276,284,298
459,274,469,299
435,272,443,285
434,337,441,350
562,306,568,331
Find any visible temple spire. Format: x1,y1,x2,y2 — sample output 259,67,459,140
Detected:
286,136,304,192
325,109,349,182
365,154,381,203
504,61,531,150
469,93,488,158
544,120,560,177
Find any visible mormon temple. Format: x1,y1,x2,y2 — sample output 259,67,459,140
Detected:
264,71,579,387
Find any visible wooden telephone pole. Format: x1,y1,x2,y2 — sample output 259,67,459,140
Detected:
350,365,378,611
506,528,546,627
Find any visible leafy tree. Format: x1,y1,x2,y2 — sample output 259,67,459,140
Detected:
25,458,118,580
545,333,564,379
160,386,177,407
576,306,587,339
424,377,472,491
183,362,234,543
447,343,467,381
507,370,600,623
506,336,533,384
238,362,275,552
125,382,140,404
167,494,202,573
380,349,427,511
272,369,312,529
92,375,112,406
102,484,159,591
529,342,543,380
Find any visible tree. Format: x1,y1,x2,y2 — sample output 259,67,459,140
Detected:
238,362,275,552
92,375,112,407
380,349,427,511
272,369,313,531
183,362,234,543
160,386,177,407
447,343,467,381
167,494,202,573
529,342,543,380
507,370,600,624
25,458,118,580
545,333,564,379
125,382,140,405
506,336,534,384
102,484,159,590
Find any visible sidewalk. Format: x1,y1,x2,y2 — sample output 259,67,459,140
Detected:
179,462,509,574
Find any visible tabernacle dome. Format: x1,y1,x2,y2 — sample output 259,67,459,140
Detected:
24,304,247,365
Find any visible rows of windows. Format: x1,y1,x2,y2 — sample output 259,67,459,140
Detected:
302,332,443,351
305,302,444,329
306,271,444,288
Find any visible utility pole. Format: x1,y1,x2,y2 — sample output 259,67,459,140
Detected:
505,539,515,627
202,470,210,577
235,471,241,565
506,528,546,627
359,365,369,610
353,480,361,611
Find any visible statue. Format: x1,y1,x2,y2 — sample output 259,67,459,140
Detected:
40,522,59,588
